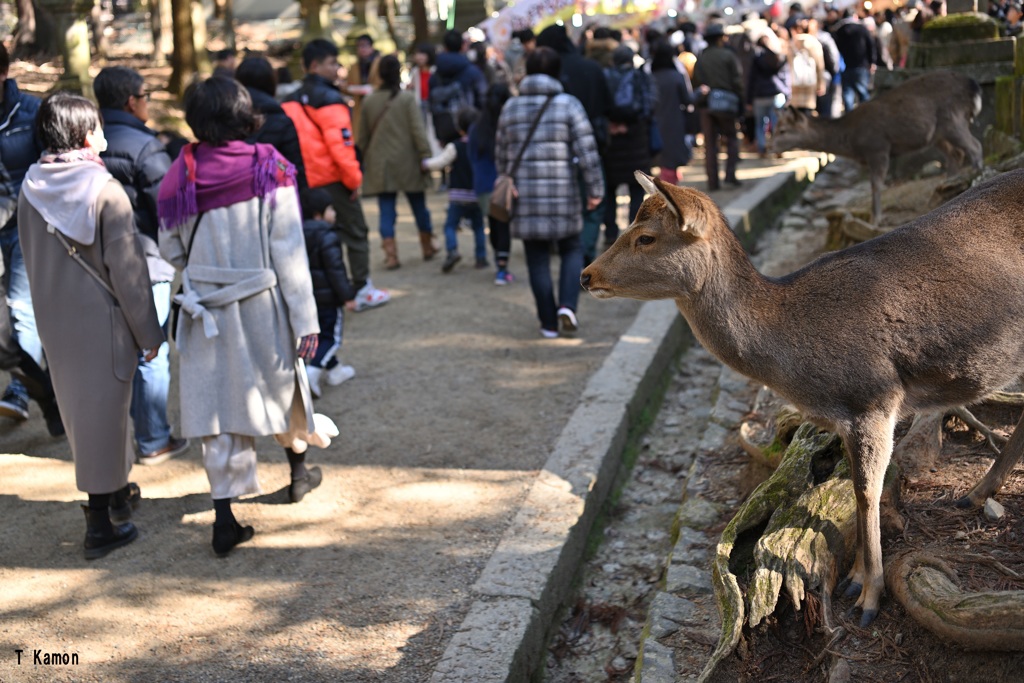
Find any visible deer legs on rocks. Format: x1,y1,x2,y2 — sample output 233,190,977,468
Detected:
959,408,1024,508
839,412,896,626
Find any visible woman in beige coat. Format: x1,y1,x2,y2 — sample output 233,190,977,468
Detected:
18,92,164,560
357,54,438,270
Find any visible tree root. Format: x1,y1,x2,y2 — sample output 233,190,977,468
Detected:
885,551,1024,651
701,422,901,682
700,424,844,683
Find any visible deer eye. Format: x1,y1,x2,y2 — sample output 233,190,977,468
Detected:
636,234,655,246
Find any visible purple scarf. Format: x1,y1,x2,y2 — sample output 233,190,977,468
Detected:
157,140,297,231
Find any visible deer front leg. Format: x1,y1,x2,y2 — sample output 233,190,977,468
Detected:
867,153,889,225
958,406,1024,507
842,412,896,627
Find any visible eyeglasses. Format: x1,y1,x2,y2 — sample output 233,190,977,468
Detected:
134,92,149,101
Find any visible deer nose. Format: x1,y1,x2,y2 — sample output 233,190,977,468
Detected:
580,272,591,289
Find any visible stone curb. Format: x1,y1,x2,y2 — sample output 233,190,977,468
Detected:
429,299,686,683
428,155,825,683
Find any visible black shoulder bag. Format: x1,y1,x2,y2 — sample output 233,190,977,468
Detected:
169,211,206,341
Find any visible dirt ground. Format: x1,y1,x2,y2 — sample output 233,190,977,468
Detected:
0,57,648,682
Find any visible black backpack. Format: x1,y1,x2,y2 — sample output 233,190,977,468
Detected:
605,67,651,124
429,75,470,145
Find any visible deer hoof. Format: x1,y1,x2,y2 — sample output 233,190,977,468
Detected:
859,608,879,628
954,496,977,509
843,581,863,599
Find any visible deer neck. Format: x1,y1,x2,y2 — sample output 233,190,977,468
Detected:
675,235,786,385
795,117,862,160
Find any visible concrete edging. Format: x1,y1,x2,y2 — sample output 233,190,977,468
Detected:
428,156,825,683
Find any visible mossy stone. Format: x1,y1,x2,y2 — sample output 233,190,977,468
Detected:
920,12,999,43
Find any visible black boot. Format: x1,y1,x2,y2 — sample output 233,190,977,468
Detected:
211,498,254,557
82,505,138,560
212,521,254,557
286,448,322,503
109,483,141,524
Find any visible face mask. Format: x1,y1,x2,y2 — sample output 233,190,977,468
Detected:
86,128,108,153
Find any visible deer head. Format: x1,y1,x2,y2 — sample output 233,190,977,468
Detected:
581,171,722,302
771,107,815,154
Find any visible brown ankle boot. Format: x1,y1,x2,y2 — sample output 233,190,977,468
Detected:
419,231,439,261
382,237,400,270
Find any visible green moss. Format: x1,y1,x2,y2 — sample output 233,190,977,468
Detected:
920,12,999,43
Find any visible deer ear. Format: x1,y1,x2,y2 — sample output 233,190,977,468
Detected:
635,170,681,222
638,171,709,238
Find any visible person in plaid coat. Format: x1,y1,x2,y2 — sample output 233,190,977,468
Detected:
495,47,604,339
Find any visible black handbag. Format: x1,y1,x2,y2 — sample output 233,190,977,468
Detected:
706,88,741,116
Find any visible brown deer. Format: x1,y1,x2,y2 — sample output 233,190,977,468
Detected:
581,169,1024,627
772,70,983,224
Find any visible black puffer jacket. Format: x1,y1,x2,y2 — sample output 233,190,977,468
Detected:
99,108,174,282
246,86,308,191
99,109,171,241
303,219,354,307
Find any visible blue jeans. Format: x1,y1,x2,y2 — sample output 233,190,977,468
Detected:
130,281,172,454
377,192,433,240
841,67,871,113
443,202,486,261
522,235,583,332
580,167,605,265
0,225,42,364
752,97,779,154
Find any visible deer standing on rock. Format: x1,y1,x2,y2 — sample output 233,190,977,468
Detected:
581,169,1024,626
771,70,983,224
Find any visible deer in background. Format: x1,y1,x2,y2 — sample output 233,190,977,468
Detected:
581,169,1024,626
772,70,983,224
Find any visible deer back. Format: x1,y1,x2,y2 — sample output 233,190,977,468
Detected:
772,71,981,161
584,170,1024,425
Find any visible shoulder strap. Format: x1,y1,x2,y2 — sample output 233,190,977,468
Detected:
510,95,555,177
183,211,207,265
365,93,398,149
47,224,117,299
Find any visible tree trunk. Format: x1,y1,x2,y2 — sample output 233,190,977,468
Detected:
222,0,235,52
13,0,59,62
90,0,110,61
191,0,211,73
151,0,173,67
40,0,94,95
410,0,429,47
382,0,400,53
298,0,332,43
169,0,196,97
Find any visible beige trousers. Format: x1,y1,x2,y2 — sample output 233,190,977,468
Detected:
202,434,261,500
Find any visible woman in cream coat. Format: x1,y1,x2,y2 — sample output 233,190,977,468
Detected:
159,77,337,557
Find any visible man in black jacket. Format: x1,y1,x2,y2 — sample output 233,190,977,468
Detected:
536,23,612,264
832,10,877,112
94,66,188,466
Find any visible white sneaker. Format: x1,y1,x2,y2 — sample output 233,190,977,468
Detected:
306,366,323,399
352,279,390,311
540,328,559,339
325,364,355,386
557,307,578,334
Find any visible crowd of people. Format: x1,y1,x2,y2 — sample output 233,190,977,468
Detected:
0,0,1007,561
